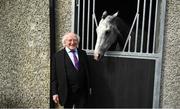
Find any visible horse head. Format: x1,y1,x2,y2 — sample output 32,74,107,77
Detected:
94,11,151,61
94,11,125,61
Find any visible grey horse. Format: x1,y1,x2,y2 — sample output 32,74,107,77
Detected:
94,11,134,61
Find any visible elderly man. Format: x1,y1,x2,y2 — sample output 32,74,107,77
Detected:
51,32,91,108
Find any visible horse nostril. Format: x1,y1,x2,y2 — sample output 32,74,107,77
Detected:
94,53,99,60
94,53,101,61
97,54,100,59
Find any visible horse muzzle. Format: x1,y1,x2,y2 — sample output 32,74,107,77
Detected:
93,52,102,61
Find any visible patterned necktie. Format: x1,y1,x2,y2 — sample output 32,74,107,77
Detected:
71,50,79,70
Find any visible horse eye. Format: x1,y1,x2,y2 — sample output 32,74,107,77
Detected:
105,30,111,35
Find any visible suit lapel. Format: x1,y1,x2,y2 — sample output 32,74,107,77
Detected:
77,49,84,69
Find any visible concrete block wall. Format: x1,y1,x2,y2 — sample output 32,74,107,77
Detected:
160,0,180,108
0,0,50,107
55,0,72,51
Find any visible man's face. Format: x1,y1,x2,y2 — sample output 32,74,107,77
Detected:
65,34,78,50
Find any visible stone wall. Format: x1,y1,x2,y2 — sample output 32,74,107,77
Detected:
0,0,50,107
160,0,180,108
55,0,72,51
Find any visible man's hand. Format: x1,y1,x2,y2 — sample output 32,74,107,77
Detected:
53,95,59,104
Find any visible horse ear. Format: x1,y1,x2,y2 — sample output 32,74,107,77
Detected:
113,11,119,17
101,11,108,19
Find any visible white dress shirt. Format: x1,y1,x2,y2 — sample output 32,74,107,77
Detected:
65,47,79,67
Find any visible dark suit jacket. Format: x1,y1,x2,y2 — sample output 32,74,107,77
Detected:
51,48,90,106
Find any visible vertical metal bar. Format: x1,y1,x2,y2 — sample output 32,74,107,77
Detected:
140,0,147,52
152,0,166,108
153,0,159,53
135,0,140,52
91,14,94,50
82,0,85,49
146,0,153,53
77,0,80,35
158,0,166,56
86,0,90,49
91,0,95,50
153,58,161,108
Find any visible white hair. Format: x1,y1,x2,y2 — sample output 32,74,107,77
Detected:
61,32,80,47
